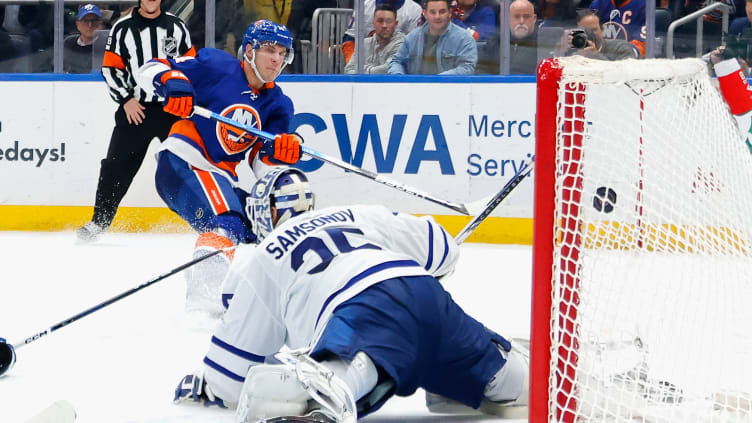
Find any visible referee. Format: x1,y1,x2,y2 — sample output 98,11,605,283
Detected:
78,0,195,241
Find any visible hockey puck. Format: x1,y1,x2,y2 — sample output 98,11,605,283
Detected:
593,187,617,213
0,338,16,377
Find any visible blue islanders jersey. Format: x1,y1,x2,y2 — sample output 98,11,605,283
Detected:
136,48,294,182
590,0,647,56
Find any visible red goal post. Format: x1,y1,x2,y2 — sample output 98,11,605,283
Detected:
531,56,752,423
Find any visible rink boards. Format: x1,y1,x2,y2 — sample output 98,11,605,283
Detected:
0,74,536,243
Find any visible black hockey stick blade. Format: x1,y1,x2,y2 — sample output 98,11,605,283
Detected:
454,160,534,244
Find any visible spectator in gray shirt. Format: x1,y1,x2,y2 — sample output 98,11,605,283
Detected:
345,4,405,74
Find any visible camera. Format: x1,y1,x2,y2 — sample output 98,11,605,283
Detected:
570,28,595,49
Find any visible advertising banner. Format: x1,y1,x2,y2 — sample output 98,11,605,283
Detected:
0,79,537,236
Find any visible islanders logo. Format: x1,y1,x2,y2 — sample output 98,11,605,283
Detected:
602,21,629,41
216,104,261,155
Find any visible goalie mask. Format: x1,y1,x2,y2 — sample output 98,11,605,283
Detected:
247,167,314,242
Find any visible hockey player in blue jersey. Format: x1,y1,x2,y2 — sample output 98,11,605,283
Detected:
134,20,302,317
173,167,530,422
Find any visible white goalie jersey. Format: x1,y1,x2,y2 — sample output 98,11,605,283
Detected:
203,204,459,403
714,58,752,149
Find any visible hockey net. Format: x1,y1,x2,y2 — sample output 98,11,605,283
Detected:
531,56,752,423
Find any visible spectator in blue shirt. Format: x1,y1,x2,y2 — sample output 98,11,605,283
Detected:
452,0,497,41
388,0,478,74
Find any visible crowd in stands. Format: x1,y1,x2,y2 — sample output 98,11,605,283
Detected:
3,0,752,75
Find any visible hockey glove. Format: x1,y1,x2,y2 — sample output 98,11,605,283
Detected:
155,70,194,118
174,372,226,408
261,133,302,165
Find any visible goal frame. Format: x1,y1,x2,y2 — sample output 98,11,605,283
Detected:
531,57,580,423
530,55,752,423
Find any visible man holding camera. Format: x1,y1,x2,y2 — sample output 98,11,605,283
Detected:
561,9,637,61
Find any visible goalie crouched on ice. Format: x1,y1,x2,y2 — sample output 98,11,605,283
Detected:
134,20,302,317
173,166,529,422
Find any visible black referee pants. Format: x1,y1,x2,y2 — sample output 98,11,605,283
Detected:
90,103,178,228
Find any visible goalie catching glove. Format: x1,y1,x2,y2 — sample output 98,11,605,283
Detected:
261,133,302,165
174,371,226,408
154,70,194,118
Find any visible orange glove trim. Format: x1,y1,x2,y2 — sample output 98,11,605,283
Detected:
160,70,190,85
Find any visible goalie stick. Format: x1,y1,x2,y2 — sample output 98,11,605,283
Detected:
192,106,471,215
0,247,234,378
454,160,534,244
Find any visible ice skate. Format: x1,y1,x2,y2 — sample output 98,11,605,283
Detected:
76,221,107,242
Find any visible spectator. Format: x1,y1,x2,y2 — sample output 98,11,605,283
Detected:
345,4,405,73
477,0,537,74
388,0,478,74
77,0,195,241
589,0,646,57
730,0,752,35
343,0,423,64
535,0,577,28
63,4,104,74
509,0,539,73
562,9,638,60
451,0,497,41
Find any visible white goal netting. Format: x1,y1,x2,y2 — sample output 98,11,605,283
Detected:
538,56,752,423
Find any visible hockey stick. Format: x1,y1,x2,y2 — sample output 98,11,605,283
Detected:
0,247,233,377
454,160,534,244
192,106,470,215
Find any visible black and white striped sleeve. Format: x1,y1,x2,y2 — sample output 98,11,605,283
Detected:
101,17,135,104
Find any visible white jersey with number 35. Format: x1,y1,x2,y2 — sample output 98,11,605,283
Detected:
204,204,459,403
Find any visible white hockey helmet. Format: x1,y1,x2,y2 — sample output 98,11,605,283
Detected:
247,167,314,242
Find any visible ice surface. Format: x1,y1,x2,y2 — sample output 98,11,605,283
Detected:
0,231,531,423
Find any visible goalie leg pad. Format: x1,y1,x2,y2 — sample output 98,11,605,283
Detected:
479,339,529,419
237,350,358,423
236,364,311,423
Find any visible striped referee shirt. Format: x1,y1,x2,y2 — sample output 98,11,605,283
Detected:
102,8,196,105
